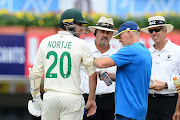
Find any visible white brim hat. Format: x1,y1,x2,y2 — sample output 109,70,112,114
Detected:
88,17,118,35
141,16,174,33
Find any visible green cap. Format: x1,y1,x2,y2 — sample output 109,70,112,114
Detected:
58,8,88,30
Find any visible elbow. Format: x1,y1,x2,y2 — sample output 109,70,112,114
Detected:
94,58,108,68
94,61,106,68
95,63,105,68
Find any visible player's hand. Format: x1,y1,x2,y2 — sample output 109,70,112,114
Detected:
149,79,156,86
173,111,180,120
96,71,103,81
96,70,107,81
176,85,180,91
149,80,165,91
85,100,96,117
28,96,42,117
175,85,180,95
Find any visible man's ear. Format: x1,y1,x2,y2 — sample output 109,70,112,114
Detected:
128,30,132,38
164,28,167,33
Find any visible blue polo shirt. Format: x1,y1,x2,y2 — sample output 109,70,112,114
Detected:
110,42,152,120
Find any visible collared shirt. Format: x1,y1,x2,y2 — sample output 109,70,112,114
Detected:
80,41,117,95
149,40,180,94
32,31,96,95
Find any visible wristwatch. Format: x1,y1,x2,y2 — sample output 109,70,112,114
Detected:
165,82,168,89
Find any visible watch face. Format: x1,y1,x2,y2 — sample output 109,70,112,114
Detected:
165,82,168,89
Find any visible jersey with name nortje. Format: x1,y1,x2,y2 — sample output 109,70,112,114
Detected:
32,31,95,94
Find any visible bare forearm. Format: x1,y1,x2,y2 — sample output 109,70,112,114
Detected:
93,57,116,68
88,72,97,100
108,73,116,81
93,58,106,68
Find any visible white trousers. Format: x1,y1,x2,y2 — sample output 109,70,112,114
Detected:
42,91,85,120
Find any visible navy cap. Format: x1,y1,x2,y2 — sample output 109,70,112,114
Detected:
113,21,140,39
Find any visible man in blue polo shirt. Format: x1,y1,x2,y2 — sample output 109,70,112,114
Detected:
93,21,152,120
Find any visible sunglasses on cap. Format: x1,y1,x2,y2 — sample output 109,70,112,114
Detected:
148,27,163,33
96,22,114,29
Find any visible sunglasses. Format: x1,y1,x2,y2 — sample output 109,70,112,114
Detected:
96,22,114,29
148,27,163,33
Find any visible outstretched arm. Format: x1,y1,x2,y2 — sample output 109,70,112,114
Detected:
93,57,116,68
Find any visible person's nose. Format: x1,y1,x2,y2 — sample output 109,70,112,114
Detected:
103,31,109,36
80,27,84,32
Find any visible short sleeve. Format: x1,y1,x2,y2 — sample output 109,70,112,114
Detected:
110,46,133,67
81,42,96,76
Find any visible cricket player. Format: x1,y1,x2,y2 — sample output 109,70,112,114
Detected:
28,8,97,120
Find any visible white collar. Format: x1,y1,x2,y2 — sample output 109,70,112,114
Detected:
58,31,73,36
151,40,172,53
91,41,112,55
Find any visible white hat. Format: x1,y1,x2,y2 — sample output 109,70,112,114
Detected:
88,17,118,35
141,16,174,33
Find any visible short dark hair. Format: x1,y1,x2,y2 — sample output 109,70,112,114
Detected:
94,29,97,37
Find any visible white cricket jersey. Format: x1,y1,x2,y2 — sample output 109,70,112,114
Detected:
32,31,96,95
80,41,117,95
149,40,180,94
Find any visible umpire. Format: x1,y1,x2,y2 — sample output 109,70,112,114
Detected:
81,16,118,120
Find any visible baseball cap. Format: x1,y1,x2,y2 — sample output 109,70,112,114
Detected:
113,21,140,39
